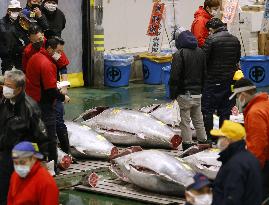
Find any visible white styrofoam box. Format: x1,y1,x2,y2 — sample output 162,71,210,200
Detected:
239,0,257,6
239,11,264,32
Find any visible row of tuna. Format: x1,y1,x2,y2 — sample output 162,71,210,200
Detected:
56,102,222,195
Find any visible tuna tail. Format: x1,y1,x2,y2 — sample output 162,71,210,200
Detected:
58,155,72,170
72,106,109,122
109,147,119,160
171,135,182,149
110,146,143,160
88,172,100,188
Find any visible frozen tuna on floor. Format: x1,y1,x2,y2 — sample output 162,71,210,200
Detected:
81,108,182,149
110,149,195,196
183,148,221,180
140,100,181,127
66,121,118,159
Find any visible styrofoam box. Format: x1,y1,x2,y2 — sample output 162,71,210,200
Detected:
239,11,264,32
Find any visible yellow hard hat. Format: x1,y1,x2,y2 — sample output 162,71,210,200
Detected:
233,70,244,81
210,120,246,141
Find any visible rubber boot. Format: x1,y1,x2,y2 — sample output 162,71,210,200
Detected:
57,130,70,154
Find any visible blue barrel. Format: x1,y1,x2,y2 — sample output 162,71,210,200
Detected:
162,65,171,98
240,55,269,87
142,59,171,85
104,54,134,87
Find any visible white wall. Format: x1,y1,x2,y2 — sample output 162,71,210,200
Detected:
103,0,204,50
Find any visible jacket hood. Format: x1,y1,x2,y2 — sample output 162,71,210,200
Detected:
175,30,198,49
194,6,211,20
244,93,269,115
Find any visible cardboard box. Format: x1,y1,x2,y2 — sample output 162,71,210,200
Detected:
258,33,269,55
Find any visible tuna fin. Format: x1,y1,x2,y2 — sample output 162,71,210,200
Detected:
137,133,145,139
75,147,86,155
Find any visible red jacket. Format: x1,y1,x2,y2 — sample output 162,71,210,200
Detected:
244,93,269,168
22,38,69,72
26,48,57,102
191,6,212,47
7,161,59,205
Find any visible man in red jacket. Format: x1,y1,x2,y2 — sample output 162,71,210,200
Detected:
191,0,220,47
23,25,71,156
230,78,269,200
8,141,59,205
26,37,67,173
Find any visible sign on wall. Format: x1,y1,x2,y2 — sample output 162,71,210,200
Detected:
222,0,239,24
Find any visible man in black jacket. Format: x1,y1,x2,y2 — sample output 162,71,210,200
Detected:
0,69,48,205
22,0,49,32
0,0,29,74
202,18,241,141
169,30,208,151
211,120,262,205
42,0,66,38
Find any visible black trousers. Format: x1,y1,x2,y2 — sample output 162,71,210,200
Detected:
40,104,57,171
0,151,13,205
263,161,269,201
55,100,70,154
202,82,235,140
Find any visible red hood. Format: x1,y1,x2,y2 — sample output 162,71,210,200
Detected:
244,93,269,115
194,6,212,20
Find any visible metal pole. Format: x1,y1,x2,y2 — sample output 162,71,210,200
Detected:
93,0,104,87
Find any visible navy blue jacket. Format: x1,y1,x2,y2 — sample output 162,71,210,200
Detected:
213,140,262,205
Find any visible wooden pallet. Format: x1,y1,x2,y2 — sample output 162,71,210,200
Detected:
76,178,186,205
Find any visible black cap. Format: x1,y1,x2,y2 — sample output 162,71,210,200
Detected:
229,78,256,100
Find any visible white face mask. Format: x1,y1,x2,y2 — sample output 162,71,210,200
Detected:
211,9,218,17
217,138,229,151
193,194,213,205
14,165,31,178
3,86,15,99
44,2,57,12
52,52,61,61
10,12,19,20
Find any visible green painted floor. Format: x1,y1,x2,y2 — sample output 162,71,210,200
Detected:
61,82,168,205
64,82,168,121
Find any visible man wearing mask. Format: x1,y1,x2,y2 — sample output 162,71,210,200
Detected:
230,78,269,200
211,120,262,205
202,18,241,142
0,0,28,74
42,0,66,38
0,70,48,205
26,37,69,173
191,0,220,47
23,25,71,155
185,173,212,205
7,141,59,205
23,0,49,32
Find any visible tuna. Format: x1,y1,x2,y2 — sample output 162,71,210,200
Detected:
110,149,195,196
81,108,182,149
66,121,118,159
140,101,181,127
183,148,221,179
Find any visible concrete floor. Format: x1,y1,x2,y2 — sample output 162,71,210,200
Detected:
61,82,168,205
60,82,269,205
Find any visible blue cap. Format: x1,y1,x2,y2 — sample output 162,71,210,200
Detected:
12,141,43,159
187,173,211,190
